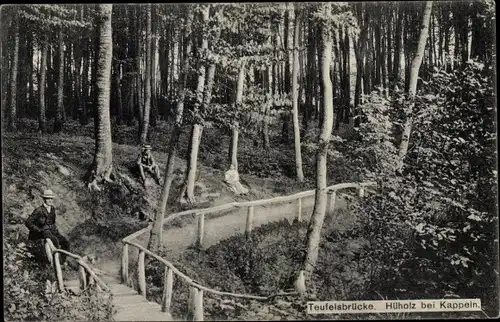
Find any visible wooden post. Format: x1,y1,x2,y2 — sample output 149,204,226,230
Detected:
188,287,203,321
53,252,65,292
245,205,254,238
44,239,53,266
328,190,336,216
194,289,204,321
197,213,205,248
121,244,129,284
138,250,146,297
187,287,196,321
358,186,365,198
161,267,173,313
79,266,87,290
294,270,306,295
296,198,302,222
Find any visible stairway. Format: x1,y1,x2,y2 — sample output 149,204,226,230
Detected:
65,278,173,321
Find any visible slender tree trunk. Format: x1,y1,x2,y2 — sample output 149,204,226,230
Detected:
228,59,246,171
74,44,83,123
39,40,48,133
343,25,351,123
91,28,99,131
296,20,334,292
136,7,144,139
393,3,403,90
28,32,35,118
113,60,123,124
181,5,210,205
53,29,64,133
354,3,369,127
8,18,19,131
374,7,382,87
398,1,433,168
292,5,304,183
303,13,315,135
81,22,90,125
148,10,194,253
281,7,292,143
140,4,152,143
88,4,114,191
150,12,158,128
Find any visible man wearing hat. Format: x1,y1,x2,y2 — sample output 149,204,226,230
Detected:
136,144,161,187
25,189,71,264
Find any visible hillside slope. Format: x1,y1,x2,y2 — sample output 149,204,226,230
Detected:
3,130,307,276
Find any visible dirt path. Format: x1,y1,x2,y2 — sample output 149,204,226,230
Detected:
131,193,349,260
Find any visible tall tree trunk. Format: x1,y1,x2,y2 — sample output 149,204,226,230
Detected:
393,3,403,90
39,40,48,133
354,3,368,127
181,5,210,205
148,10,194,253
54,29,64,133
8,18,19,131
113,60,123,124
74,44,83,123
140,4,152,143
88,4,114,191
374,6,382,87
296,20,334,293
398,1,433,169
292,5,304,183
343,25,351,123
91,28,99,131
303,13,315,135
281,7,292,143
28,32,35,117
81,21,90,125
150,9,158,128
228,59,246,171
136,7,144,140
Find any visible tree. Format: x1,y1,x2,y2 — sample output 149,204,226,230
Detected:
148,8,194,253
8,16,20,131
140,4,152,144
295,3,336,293
228,58,247,171
291,4,304,182
39,39,48,133
180,5,210,205
398,1,433,169
53,28,64,133
87,4,114,191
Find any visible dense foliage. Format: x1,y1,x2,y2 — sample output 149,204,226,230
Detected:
343,60,498,314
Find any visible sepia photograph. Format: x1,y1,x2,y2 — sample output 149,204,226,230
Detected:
2,2,498,321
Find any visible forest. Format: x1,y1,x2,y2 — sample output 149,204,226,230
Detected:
2,2,498,321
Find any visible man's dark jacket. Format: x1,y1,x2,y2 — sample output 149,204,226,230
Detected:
25,205,58,240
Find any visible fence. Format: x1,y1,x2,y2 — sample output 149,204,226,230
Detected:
121,181,376,320
43,238,109,293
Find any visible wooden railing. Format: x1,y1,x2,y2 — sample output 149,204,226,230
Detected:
121,181,376,321
44,238,110,293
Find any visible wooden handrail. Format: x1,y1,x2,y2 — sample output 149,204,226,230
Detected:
120,180,377,316
122,181,376,243
44,240,110,292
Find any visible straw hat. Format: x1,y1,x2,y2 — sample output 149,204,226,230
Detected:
142,144,152,150
41,189,55,199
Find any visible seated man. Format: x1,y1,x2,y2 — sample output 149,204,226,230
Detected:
25,189,71,265
137,144,161,186
224,164,249,195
